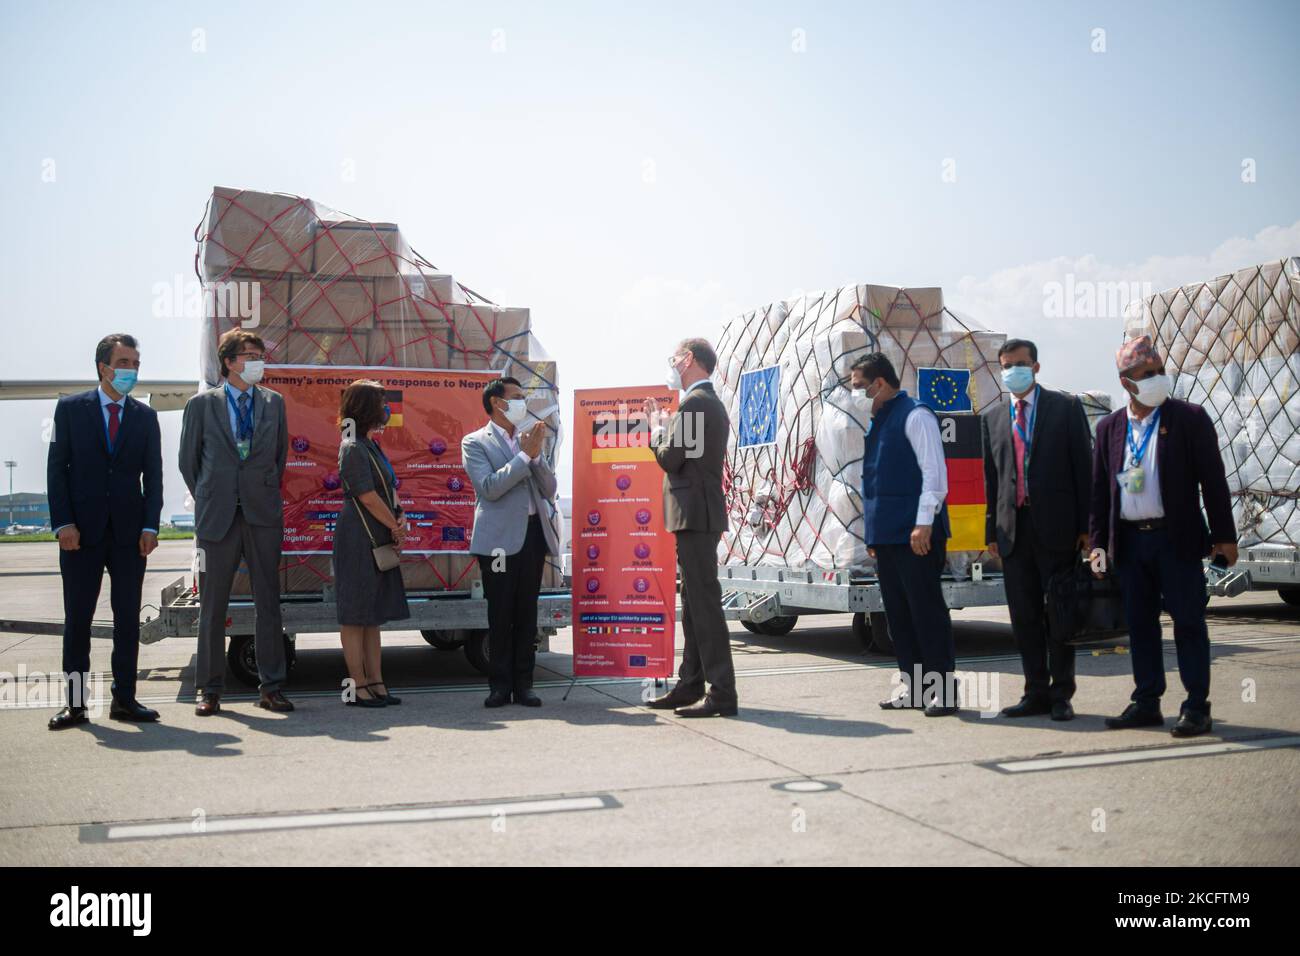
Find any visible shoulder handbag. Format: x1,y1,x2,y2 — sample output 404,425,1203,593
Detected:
345,443,402,572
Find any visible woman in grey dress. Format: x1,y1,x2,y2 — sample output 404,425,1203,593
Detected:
333,380,410,708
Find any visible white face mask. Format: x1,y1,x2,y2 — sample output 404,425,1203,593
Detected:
666,361,683,392
857,380,883,416
240,359,265,385
1129,372,1170,407
502,398,529,425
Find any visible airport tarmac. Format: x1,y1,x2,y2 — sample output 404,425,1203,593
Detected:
1,540,1297,866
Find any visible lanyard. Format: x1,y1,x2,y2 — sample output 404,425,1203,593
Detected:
226,385,255,440
1125,407,1161,466
1009,386,1039,466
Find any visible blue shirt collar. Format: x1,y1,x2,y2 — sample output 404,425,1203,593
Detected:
97,385,124,408
224,380,254,401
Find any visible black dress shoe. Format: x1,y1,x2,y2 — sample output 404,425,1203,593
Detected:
1050,701,1075,721
1104,702,1164,729
368,683,400,705
484,691,511,708
110,697,159,722
1171,710,1212,737
1000,697,1052,718
923,704,959,717
674,696,738,718
647,687,703,710
513,690,542,707
48,706,89,731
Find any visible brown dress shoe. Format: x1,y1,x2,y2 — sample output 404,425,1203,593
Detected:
195,692,221,717
646,686,704,710
257,690,294,713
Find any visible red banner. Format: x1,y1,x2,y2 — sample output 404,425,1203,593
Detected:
266,365,496,553
571,387,679,678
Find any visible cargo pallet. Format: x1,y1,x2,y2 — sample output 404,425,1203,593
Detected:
717,563,1012,654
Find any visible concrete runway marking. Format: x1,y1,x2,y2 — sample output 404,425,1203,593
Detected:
82,794,620,842
989,734,1300,774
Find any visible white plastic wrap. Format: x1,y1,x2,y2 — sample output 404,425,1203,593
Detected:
1125,257,1300,546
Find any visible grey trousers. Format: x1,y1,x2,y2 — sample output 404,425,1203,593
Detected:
196,508,285,693
675,529,737,703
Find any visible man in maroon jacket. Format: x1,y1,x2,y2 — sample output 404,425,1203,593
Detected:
1089,335,1236,737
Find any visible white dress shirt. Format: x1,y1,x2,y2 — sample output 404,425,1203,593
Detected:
1010,385,1036,425
903,406,949,527
491,419,537,515
1119,406,1164,520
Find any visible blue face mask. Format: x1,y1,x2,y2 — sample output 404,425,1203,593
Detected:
1000,365,1034,394
109,368,138,396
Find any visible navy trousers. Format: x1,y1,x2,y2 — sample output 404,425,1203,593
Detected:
60,519,145,706
1115,524,1211,716
875,536,957,706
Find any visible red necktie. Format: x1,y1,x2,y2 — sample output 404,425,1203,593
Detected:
108,403,121,449
1013,399,1027,507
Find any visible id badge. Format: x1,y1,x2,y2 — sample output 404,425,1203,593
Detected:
1121,465,1144,493
236,439,251,461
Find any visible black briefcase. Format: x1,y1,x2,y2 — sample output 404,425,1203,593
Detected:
1048,560,1128,645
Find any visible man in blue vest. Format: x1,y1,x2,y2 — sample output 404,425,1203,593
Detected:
850,352,957,715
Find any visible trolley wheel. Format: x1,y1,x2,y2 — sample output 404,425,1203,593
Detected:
421,628,466,651
852,611,894,655
740,620,763,634
227,633,295,688
1279,587,1300,607
752,615,798,637
462,629,491,675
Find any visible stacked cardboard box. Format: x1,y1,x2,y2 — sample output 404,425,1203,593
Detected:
196,186,562,594
1124,257,1300,547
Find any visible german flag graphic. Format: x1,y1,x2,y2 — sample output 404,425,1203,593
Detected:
384,389,404,428
591,412,655,463
937,413,986,551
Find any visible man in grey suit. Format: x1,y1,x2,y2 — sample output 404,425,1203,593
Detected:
462,376,560,708
643,338,737,717
981,338,1093,721
179,329,292,716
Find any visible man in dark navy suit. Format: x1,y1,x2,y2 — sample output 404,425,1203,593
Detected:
46,333,163,729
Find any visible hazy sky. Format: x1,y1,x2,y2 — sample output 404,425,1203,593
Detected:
2,0,1297,513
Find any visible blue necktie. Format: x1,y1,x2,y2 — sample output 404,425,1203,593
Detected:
237,393,251,442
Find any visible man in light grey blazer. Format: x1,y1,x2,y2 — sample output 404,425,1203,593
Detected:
462,376,559,709
179,329,292,716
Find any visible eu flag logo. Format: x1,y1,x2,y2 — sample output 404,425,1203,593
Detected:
917,367,972,412
738,365,779,447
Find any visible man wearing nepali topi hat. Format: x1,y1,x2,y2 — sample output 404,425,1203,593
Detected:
1088,334,1236,737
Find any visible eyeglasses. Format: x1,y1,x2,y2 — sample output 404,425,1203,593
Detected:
238,352,265,361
